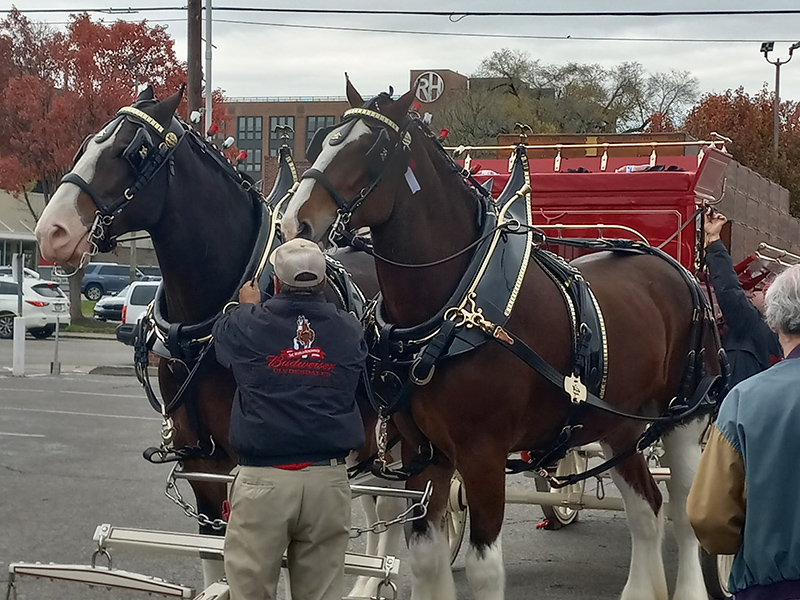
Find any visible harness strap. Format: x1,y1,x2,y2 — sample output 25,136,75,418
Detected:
301,168,353,211
508,373,720,485
489,325,682,422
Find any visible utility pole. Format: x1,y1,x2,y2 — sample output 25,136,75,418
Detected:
187,0,203,117
204,0,213,135
761,41,800,157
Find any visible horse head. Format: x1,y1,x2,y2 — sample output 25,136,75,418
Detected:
36,85,185,268
282,79,416,246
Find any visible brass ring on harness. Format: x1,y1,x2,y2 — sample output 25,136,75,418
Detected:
443,306,466,327
124,188,134,200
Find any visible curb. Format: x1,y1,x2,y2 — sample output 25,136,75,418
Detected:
60,332,118,340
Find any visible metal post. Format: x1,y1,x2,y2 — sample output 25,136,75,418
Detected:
51,315,61,375
12,253,24,376
204,0,213,135
130,237,137,283
774,61,781,156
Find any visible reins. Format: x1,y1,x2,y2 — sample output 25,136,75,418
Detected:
344,221,503,269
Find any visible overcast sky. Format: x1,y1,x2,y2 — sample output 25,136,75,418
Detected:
5,1,800,104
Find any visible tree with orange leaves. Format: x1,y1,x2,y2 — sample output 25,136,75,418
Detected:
0,10,231,211
684,87,800,215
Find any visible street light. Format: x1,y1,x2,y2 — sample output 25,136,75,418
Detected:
761,41,800,156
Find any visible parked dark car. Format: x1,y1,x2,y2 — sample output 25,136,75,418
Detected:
93,284,129,322
81,263,144,301
138,265,162,280
116,281,159,346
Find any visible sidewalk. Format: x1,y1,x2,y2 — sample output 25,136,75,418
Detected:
1,331,138,377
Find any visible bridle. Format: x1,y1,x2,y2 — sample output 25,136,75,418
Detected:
59,105,186,269
300,105,413,245
300,103,499,268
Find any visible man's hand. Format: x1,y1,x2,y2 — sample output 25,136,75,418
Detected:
238,280,261,304
704,210,728,246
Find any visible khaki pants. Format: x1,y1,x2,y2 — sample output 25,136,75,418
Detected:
224,464,351,600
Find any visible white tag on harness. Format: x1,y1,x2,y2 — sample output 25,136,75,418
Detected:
405,166,421,194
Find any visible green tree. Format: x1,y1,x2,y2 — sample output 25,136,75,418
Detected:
436,48,698,143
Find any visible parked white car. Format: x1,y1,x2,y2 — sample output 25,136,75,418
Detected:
116,280,159,346
0,266,41,279
0,276,71,339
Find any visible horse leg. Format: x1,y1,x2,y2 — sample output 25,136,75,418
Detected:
660,418,708,600
405,460,457,600
459,448,507,600
600,440,668,600
348,493,405,598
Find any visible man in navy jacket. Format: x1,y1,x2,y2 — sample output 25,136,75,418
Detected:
704,210,782,387
213,238,366,600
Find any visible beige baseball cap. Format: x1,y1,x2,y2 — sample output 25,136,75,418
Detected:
270,239,326,288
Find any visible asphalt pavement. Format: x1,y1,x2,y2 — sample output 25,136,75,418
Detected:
0,337,689,599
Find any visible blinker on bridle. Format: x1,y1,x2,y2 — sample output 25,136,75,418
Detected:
301,106,412,245
59,105,185,265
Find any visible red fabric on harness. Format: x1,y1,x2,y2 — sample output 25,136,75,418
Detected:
274,462,314,470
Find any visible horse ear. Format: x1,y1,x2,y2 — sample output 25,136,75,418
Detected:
385,89,416,122
135,84,155,103
345,74,364,108
154,84,185,124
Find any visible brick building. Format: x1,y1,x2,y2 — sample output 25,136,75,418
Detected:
221,69,469,184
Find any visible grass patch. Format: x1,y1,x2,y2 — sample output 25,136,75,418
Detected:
81,300,96,315
63,320,118,334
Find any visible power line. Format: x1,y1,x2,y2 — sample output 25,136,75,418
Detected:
5,7,800,18
212,18,799,45
9,13,798,46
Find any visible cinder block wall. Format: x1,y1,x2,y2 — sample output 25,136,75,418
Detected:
716,161,799,262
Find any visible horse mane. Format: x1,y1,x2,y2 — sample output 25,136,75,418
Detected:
406,116,486,227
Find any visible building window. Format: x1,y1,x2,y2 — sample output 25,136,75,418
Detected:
305,116,336,147
237,116,262,141
269,116,295,156
243,148,262,172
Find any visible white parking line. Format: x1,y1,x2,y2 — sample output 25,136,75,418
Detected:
0,432,46,437
0,406,159,421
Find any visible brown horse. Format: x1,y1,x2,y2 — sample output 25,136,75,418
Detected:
281,80,724,600
33,86,402,596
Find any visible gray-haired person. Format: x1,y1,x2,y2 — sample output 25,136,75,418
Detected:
212,238,367,600
688,264,800,599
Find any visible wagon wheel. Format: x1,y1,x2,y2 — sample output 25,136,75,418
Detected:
700,549,734,599
534,449,588,529
441,471,468,564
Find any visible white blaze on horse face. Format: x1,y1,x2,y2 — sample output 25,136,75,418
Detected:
35,123,123,265
281,120,372,242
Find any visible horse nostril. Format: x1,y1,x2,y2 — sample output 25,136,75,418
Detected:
36,222,67,246
51,224,69,241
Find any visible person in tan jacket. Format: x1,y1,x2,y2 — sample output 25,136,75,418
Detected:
688,264,800,600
